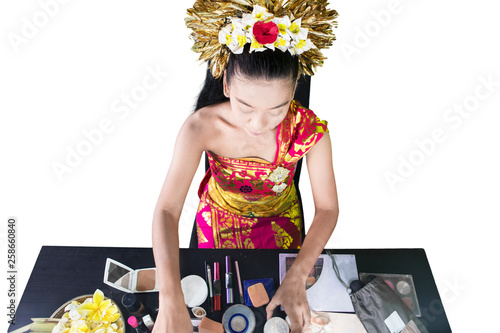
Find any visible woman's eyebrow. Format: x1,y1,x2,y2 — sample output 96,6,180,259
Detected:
235,97,289,110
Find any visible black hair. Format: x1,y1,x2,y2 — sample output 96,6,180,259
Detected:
194,44,299,111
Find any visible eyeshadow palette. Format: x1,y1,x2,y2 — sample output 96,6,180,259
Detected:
359,273,422,317
285,256,323,290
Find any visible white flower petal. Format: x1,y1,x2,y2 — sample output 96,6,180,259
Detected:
69,308,82,321
241,14,256,30
65,303,77,312
218,30,229,45
297,27,309,40
233,46,245,54
265,43,275,51
252,5,272,21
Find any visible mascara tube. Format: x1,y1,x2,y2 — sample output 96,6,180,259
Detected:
225,256,234,304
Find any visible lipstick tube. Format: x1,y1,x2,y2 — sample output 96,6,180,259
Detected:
213,262,221,311
225,256,234,304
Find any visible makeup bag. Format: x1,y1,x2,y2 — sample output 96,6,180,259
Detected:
325,251,428,333
350,276,428,333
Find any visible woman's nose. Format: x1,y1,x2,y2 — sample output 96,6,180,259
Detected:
250,114,268,132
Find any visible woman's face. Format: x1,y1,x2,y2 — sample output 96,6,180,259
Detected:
224,72,296,137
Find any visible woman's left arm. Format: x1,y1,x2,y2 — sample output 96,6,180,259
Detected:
266,132,339,333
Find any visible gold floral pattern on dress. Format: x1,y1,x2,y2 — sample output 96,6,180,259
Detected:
198,200,207,211
271,221,293,249
197,224,208,244
279,200,302,231
243,238,255,249
202,211,212,227
222,240,237,249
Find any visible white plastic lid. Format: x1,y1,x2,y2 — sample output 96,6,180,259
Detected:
180,275,208,307
264,317,290,333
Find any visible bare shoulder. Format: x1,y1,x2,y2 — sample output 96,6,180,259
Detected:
181,102,229,149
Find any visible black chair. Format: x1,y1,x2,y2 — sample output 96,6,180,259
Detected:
189,75,311,248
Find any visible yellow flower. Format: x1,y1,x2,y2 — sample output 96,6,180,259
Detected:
251,5,272,21
289,21,300,34
78,290,120,324
275,38,286,47
250,37,264,51
69,320,89,333
278,23,287,34
236,34,246,48
296,39,307,49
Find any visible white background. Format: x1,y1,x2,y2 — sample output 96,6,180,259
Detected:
1,0,499,332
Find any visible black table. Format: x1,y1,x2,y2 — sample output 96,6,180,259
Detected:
8,246,452,332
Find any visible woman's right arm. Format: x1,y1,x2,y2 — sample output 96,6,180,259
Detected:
152,112,207,333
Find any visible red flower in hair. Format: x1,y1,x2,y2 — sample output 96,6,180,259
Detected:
253,21,279,45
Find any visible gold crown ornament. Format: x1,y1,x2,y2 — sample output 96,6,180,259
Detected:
185,0,339,79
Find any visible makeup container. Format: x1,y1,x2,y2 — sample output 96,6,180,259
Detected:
104,258,158,293
263,317,290,333
225,256,234,304
222,304,256,333
213,262,221,311
122,293,148,317
127,316,147,333
142,314,154,331
180,275,208,308
206,262,214,312
191,306,207,318
359,273,422,316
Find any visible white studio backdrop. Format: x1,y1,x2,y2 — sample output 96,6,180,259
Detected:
1,0,499,332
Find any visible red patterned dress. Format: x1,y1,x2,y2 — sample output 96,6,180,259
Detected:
195,100,328,249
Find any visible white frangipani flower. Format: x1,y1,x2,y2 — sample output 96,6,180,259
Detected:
272,16,291,36
251,5,272,21
217,5,314,57
218,24,233,46
291,38,313,55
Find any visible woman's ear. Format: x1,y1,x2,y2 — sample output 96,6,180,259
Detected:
223,70,230,98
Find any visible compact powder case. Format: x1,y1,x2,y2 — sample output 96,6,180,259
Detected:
103,258,159,293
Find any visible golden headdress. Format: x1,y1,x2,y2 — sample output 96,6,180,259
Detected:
185,0,339,79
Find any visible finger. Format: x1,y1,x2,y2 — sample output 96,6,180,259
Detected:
302,309,312,333
287,312,304,333
290,321,304,333
303,308,311,326
265,297,279,320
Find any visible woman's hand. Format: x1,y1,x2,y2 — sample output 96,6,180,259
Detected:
152,302,192,333
266,272,311,333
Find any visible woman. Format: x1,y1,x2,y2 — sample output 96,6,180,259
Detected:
152,2,339,332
